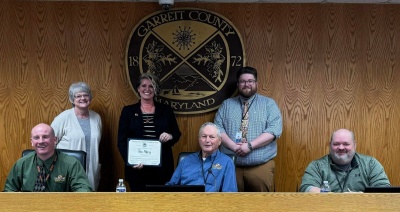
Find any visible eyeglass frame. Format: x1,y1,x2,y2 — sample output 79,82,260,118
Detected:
74,94,91,99
238,80,257,86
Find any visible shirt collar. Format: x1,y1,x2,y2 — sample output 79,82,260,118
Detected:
36,151,57,168
328,153,359,171
201,150,219,161
239,93,257,104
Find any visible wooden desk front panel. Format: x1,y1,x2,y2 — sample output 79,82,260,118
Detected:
1,193,400,211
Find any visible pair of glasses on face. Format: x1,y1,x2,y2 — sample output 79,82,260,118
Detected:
238,80,256,85
74,94,90,99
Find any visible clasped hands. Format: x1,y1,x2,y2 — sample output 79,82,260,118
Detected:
233,138,251,157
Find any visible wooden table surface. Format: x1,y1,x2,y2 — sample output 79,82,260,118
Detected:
1,192,400,211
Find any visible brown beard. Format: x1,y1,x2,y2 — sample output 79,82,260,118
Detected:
239,87,256,98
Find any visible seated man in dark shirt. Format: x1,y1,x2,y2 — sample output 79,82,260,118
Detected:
3,123,92,192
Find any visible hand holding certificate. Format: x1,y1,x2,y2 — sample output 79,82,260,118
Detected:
127,139,162,167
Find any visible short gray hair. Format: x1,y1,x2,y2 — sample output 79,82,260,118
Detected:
198,122,221,138
68,82,92,106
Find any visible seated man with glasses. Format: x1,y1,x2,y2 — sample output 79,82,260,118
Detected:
166,122,237,192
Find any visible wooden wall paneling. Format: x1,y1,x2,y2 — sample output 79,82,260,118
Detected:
1,1,36,179
274,4,323,191
1,2,400,191
360,5,400,183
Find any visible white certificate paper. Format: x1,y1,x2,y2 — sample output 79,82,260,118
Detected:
127,139,162,167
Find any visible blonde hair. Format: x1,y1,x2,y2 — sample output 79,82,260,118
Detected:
136,72,160,96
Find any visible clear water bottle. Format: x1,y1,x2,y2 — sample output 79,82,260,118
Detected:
320,181,331,193
116,179,126,192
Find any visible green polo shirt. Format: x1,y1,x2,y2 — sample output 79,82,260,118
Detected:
300,153,390,192
3,150,92,192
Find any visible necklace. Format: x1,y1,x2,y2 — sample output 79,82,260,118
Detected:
141,105,154,124
142,114,154,124
141,105,154,114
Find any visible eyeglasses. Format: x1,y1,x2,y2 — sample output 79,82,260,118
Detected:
74,94,90,99
238,80,256,85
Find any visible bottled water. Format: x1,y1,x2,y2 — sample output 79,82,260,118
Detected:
116,179,126,192
320,181,331,193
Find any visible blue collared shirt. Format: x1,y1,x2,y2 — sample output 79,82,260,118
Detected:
214,93,283,166
166,150,237,192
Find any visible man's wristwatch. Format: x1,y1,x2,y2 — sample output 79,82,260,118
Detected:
247,142,253,151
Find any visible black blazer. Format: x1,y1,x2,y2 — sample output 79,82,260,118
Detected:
117,101,181,167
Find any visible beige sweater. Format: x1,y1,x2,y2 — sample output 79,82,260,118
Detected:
51,108,102,191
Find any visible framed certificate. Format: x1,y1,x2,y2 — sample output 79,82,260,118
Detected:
127,139,162,167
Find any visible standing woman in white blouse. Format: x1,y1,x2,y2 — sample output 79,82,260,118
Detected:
51,82,102,191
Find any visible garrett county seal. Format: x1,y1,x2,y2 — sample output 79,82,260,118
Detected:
126,8,245,114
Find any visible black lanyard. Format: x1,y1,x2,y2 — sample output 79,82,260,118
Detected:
240,95,257,120
334,169,352,192
200,151,217,186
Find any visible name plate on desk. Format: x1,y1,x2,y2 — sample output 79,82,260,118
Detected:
127,139,161,167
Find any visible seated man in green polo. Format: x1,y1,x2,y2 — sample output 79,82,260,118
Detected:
300,128,390,192
3,123,92,192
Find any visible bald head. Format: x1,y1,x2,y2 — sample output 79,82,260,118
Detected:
330,129,355,144
31,123,55,137
31,123,57,161
329,128,356,165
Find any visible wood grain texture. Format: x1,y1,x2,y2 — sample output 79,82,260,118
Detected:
1,1,400,192
1,193,400,211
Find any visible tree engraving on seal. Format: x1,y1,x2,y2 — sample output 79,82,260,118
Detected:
126,8,245,114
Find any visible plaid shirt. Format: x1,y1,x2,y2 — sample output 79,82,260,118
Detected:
214,93,283,166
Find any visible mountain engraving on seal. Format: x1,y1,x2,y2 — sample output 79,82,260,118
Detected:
126,8,245,114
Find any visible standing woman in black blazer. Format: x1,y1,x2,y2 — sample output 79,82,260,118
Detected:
118,72,181,192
